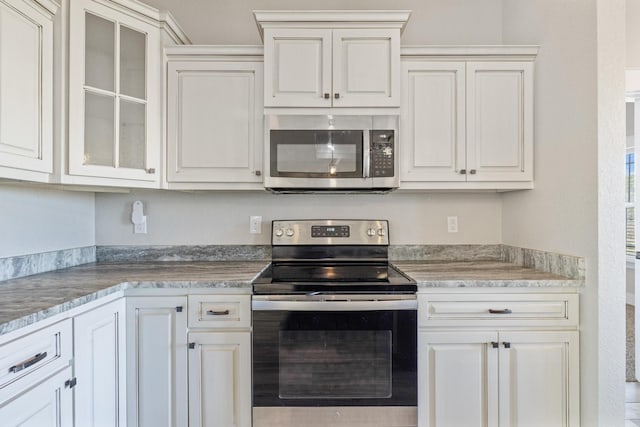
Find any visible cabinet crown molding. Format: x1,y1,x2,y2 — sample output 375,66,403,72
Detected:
401,45,539,60
253,10,411,40
97,0,191,44
30,0,59,15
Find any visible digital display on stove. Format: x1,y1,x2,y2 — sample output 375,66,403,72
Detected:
311,225,350,238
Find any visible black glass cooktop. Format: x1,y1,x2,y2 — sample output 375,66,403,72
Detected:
252,262,416,295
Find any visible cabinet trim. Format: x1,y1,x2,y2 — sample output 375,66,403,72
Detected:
254,10,411,40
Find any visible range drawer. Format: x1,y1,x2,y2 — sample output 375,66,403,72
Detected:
188,294,250,329
418,293,578,328
0,319,72,400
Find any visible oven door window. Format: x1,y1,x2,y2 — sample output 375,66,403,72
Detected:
279,330,392,399
270,130,363,178
252,309,417,407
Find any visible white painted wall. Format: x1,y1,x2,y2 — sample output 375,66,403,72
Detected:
628,0,640,68
501,0,625,425
0,185,95,258
95,190,502,245
142,0,503,45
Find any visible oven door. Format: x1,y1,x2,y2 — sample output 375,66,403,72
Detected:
252,296,417,426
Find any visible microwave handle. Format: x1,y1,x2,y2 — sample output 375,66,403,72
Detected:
363,130,371,178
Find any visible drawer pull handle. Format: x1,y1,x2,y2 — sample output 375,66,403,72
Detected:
488,309,513,314
206,309,230,316
9,352,48,374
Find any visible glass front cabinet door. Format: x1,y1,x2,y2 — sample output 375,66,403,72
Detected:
68,0,161,186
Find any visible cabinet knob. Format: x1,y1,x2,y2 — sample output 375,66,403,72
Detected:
188,343,196,350
491,342,499,349
324,93,330,99
176,306,183,313
334,93,340,99
460,169,467,175
469,169,477,175
147,168,156,174
503,342,511,349
254,170,262,177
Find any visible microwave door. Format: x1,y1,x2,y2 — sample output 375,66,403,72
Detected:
269,130,365,180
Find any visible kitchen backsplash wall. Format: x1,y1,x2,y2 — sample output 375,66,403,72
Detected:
94,190,502,246
0,185,95,258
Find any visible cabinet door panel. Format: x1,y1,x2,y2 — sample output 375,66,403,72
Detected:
167,61,263,183
74,299,126,427
188,332,251,427
264,28,331,107
69,0,161,184
126,297,188,427
466,62,533,181
0,0,53,176
0,367,73,427
419,331,498,427
401,62,466,182
498,331,579,427
333,29,400,107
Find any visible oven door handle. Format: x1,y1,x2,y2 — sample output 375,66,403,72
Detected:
251,298,417,311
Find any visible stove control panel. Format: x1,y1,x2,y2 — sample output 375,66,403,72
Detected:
271,220,389,245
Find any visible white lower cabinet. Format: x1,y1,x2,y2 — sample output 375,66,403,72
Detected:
0,366,73,427
418,291,579,427
187,293,252,427
74,298,127,427
126,296,188,427
188,332,251,427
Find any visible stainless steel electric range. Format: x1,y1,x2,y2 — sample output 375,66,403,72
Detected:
252,220,417,427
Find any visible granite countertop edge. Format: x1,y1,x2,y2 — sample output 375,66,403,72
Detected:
0,278,255,337
416,279,584,288
0,260,582,337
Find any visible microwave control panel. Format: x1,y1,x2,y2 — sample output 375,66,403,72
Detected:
370,130,394,178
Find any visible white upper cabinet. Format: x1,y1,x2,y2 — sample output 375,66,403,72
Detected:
165,47,264,189
401,61,466,182
0,0,57,182
466,61,534,182
264,28,331,108
256,10,409,110
67,0,189,188
401,47,537,190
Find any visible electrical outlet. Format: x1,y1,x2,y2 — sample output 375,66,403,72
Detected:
447,216,458,233
134,221,147,234
250,216,262,234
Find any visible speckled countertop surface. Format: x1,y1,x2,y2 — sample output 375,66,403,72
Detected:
0,261,266,336
394,261,581,288
0,260,580,337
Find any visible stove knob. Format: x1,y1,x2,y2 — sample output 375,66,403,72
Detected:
367,228,376,237
377,228,386,237
285,228,295,237
275,228,284,237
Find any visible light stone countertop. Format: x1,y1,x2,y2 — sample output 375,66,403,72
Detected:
0,261,267,336
0,260,580,337
394,261,582,288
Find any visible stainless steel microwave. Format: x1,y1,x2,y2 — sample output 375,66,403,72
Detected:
264,115,399,192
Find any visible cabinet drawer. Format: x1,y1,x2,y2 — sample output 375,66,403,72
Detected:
418,293,578,327
188,295,250,329
0,319,72,397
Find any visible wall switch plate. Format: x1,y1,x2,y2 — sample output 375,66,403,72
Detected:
447,216,458,233
250,216,262,234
